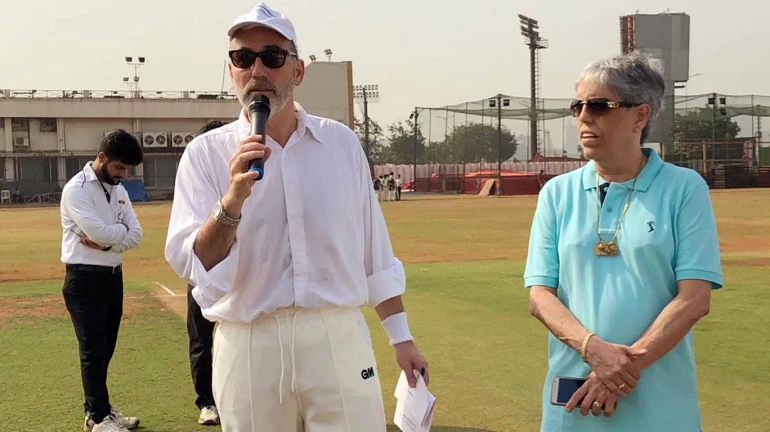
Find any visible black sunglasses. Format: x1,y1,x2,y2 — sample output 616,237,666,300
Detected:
228,48,298,70
570,98,641,117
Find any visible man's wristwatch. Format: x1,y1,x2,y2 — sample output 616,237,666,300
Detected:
213,199,241,227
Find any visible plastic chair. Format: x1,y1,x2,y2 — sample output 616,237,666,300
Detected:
0,190,10,205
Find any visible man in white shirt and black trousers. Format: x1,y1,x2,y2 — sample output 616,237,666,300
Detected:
185,120,228,427
60,130,144,432
165,3,430,431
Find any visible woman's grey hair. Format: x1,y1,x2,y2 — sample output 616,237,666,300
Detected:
576,51,666,143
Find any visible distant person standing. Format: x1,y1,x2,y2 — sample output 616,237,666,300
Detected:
60,130,144,432
537,169,545,192
387,172,396,201
396,174,402,200
185,120,228,426
378,175,386,201
373,176,382,201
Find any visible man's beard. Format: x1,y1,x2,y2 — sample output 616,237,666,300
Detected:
237,77,295,117
100,164,121,186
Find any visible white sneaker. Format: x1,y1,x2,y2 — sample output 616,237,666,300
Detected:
84,408,139,431
90,417,130,432
110,407,140,429
198,406,220,425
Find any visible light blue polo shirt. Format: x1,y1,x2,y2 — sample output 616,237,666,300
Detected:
524,148,722,432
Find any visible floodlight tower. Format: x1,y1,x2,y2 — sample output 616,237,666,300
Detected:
353,84,380,162
518,15,548,159
124,56,146,94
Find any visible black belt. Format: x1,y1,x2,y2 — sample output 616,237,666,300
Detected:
66,264,122,274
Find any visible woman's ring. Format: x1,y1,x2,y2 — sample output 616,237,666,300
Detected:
619,383,626,390
592,401,601,412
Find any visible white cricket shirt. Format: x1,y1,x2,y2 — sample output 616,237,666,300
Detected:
60,162,143,267
164,103,406,323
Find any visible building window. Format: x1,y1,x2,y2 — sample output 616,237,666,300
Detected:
40,118,57,132
0,158,6,180
17,157,58,183
12,118,29,132
66,157,93,180
143,155,182,189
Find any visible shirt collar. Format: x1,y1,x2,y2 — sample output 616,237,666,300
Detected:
582,147,664,192
238,101,324,145
83,162,99,182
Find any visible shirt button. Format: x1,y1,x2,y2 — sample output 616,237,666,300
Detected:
606,207,613,213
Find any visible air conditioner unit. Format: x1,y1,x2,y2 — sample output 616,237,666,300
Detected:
142,132,169,148
14,137,29,147
171,132,189,148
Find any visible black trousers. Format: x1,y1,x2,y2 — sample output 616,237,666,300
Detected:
187,285,216,409
62,267,123,424
396,186,402,200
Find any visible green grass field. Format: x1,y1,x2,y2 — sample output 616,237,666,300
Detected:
1,191,769,432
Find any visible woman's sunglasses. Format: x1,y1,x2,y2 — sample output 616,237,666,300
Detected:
570,98,640,117
228,48,298,70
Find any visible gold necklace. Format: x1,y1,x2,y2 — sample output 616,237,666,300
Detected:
594,157,645,257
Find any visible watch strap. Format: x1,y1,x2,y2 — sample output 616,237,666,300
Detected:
215,201,241,227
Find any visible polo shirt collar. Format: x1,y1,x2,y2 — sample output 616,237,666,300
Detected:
582,147,664,192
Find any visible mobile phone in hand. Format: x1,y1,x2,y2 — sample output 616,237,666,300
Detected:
550,376,587,406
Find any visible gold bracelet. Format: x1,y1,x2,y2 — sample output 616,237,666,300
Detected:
581,332,595,363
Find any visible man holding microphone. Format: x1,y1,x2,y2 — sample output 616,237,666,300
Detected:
164,3,429,431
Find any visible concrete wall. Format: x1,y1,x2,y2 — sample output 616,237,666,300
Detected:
294,61,354,128
27,119,58,152
140,118,221,136
0,98,243,119
63,118,135,152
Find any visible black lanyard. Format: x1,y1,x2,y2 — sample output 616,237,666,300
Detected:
99,182,111,204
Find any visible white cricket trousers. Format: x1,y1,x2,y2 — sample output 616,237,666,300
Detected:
212,306,387,432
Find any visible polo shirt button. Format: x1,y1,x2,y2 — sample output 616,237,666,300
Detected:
606,207,613,213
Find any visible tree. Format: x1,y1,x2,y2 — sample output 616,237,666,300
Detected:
386,119,426,164
441,123,517,163
672,108,741,143
354,116,386,163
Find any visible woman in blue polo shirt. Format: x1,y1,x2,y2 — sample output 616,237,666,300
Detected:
524,51,722,432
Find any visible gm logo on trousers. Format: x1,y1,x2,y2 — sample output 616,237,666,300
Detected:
361,367,375,380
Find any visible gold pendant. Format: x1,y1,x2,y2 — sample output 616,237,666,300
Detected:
594,242,608,256
594,241,620,257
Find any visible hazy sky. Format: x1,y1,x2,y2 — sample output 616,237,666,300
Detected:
3,0,770,156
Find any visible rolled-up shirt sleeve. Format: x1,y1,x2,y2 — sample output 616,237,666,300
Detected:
164,143,240,309
357,146,406,308
523,183,560,289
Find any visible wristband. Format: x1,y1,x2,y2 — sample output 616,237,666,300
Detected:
381,312,414,346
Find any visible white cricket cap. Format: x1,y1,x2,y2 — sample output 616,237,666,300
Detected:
227,2,298,49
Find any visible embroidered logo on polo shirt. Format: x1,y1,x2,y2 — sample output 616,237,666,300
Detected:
119,200,126,205
647,221,655,233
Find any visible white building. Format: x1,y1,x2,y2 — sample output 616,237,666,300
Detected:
0,60,355,197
